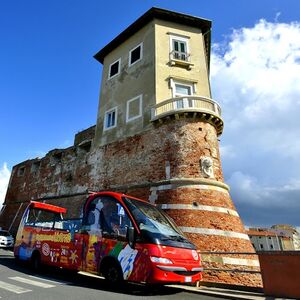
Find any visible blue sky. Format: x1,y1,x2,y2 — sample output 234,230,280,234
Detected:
1,0,300,229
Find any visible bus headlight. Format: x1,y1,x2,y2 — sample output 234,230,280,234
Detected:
150,256,173,264
192,250,199,260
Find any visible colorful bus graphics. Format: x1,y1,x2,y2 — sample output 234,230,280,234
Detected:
14,192,203,284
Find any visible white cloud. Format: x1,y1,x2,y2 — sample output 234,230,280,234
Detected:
0,163,11,209
228,171,300,206
211,19,300,226
220,145,236,159
227,171,300,226
212,20,300,126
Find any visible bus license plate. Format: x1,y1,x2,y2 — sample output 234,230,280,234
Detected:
184,277,192,283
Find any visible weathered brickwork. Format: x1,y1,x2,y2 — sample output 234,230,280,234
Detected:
156,189,236,209
203,268,262,287
44,194,88,219
3,119,223,206
187,233,254,252
168,210,245,233
74,125,95,146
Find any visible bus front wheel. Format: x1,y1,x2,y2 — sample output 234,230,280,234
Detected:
102,262,123,285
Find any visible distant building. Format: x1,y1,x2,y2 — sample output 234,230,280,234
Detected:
247,225,299,251
271,224,300,250
280,236,296,251
247,228,281,251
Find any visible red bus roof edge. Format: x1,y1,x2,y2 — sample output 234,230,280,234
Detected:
29,201,67,214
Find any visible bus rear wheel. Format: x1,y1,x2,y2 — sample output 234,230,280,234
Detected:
31,252,41,272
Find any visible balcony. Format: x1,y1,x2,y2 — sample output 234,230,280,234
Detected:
151,96,223,135
169,51,193,69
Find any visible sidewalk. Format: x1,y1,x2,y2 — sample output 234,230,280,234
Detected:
170,284,293,300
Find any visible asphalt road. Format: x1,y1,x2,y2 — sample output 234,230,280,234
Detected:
0,248,225,300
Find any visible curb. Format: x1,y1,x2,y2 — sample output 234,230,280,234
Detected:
169,285,267,300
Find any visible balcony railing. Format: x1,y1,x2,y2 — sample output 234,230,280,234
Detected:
170,50,190,62
151,96,223,134
169,51,193,69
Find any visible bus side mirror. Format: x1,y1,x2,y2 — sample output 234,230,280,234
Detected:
127,226,136,249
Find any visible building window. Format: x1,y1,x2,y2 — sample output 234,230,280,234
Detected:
126,95,142,122
104,107,117,130
169,34,190,62
260,244,264,249
170,79,195,98
174,83,193,97
78,140,92,153
50,152,62,165
108,58,121,79
170,79,195,109
172,39,187,60
31,161,41,173
270,244,274,249
18,166,25,176
129,43,143,66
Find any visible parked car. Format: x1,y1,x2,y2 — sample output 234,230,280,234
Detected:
0,230,14,248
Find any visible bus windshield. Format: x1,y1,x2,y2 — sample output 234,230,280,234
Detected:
123,197,195,249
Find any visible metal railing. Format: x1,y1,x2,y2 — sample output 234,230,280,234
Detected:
151,96,222,121
198,251,261,275
170,50,191,62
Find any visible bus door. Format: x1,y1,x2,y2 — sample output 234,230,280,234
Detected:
81,195,132,274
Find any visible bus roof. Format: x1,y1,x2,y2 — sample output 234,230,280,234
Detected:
88,191,151,203
29,201,67,214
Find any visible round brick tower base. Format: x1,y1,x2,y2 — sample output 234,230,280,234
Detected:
130,118,263,287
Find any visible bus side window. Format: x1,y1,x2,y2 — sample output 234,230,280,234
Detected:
25,208,56,229
53,220,64,230
53,219,81,236
99,197,132,238
83,196,132,238
25,208,39,226
82,198,104,230
116,203,132,236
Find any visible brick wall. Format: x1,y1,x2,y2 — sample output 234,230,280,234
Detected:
74,125,95,146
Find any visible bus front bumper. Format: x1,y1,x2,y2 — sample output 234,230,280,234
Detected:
149,264,203,284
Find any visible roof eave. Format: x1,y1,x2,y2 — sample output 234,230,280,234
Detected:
94,7,212,64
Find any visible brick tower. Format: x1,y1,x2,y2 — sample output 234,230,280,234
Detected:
1,8,261,287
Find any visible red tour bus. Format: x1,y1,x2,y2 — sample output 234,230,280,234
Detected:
14,192,203,284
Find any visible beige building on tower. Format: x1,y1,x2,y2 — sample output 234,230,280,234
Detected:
93,7,222,146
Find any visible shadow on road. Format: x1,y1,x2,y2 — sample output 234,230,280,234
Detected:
0,249,182,297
